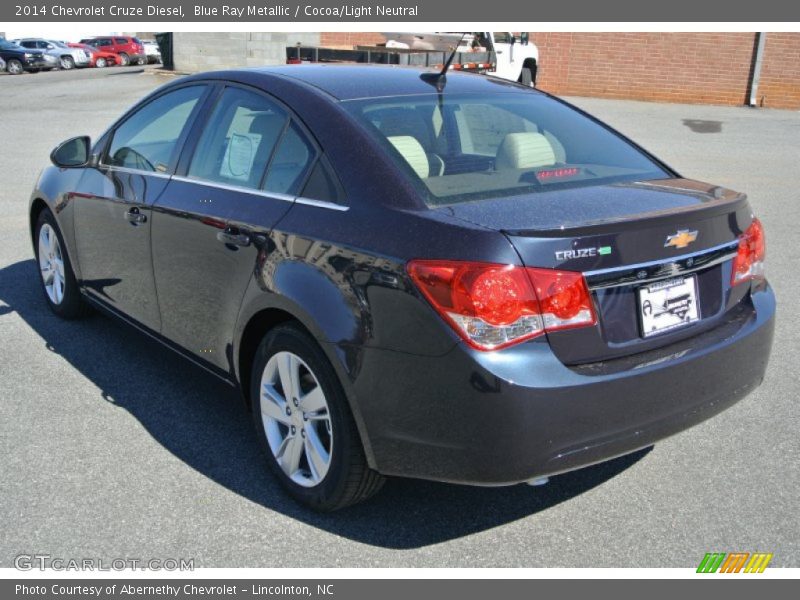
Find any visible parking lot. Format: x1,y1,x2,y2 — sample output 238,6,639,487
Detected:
0,66,798,568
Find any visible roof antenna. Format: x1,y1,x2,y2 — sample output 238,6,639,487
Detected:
420,33,467,90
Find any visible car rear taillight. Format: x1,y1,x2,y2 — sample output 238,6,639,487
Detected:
731,217,766,286
407,260,596,351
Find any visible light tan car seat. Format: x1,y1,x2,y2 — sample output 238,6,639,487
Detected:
495,132,557,170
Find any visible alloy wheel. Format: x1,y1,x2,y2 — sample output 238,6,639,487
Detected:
260,351,333,487
38,223,65,305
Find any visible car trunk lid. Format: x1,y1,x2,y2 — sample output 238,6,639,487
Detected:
435,178,754,364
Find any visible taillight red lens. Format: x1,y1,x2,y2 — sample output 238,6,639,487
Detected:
454,266,532,326
527,268,597,331
407,260,596,351
731,218,766,286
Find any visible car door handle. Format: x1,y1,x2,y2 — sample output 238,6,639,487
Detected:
216,227,251,248
124,207,147,225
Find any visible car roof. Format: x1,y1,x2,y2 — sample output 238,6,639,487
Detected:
216,64,540,101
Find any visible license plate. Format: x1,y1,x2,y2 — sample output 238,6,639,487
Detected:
638,276,700,337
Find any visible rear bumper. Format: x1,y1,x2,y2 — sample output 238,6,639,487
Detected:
348,285,775,484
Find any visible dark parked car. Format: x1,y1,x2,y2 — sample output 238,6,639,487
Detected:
79,36,145,66
0,38,50,74
30,66,775,510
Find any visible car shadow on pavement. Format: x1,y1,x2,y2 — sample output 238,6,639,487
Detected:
1,259,651,550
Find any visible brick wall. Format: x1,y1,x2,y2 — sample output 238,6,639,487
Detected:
757,33,800,109
319,32,385,48
317,32,800,110
531,32,800,109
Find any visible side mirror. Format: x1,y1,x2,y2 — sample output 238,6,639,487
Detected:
50,136,91,168
46,43,55,49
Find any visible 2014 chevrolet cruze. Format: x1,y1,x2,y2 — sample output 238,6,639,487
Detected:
30,66,775,510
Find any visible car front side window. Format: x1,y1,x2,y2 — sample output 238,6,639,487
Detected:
106,86,205,173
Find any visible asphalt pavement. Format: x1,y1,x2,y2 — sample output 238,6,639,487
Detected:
0,66,797,568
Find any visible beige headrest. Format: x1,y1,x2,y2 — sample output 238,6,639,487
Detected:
495,132,556,170
387,136,429,179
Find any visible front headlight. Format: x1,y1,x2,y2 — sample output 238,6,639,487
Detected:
24,53,34,59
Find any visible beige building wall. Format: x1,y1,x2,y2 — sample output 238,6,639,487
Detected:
172,32,321,72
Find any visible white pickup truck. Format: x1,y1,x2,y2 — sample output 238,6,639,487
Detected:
383,32,539,85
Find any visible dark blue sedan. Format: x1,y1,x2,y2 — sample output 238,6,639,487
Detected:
30,65,775,510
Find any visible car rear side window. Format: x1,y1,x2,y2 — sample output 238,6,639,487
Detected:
106,85,205,173
301,159,344,203
344,93,669,206
262,121,316,196
187,86,290,190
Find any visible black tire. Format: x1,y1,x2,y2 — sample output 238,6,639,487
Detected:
251,324,384,511
117,53,130,66
518,58,538,87
136,57,146,66
33,209,91,319
60,56,75,70
7,59,24,75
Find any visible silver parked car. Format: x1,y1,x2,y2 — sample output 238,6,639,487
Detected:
14,38,90,70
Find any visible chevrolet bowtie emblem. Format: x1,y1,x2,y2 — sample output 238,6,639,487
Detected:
665,229,698,249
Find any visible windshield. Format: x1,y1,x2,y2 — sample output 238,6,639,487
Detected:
342,92,669,207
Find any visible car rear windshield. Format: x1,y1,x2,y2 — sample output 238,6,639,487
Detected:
342,92,669,207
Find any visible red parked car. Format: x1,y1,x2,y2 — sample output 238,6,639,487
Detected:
79,36,145,66
67,43,119,68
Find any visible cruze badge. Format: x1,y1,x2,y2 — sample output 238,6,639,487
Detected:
665,229,698,249
555,245,612,261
